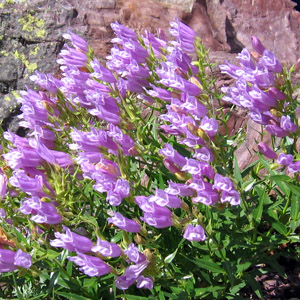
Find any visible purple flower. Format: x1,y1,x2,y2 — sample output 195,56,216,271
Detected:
182,159,214,179
57,45,88,68
187,177,209,192
259,50,282,73
9,170,47,198
0,171,7,200
163,158,181,174
249,110,273,125
135,196,172,216
0,249,17,273
90,58,116,83
63,30,89,52
136,276,153,289
220,190,241,206
70,127,118,154
146,84,173,102
213,174,233,192
124,41,148,63
111,21,137,40
0,208,6,218
192,190,219,206
0,249,32,273
280,116,298,133
268,87,286,100
124,243,146,264
50,226,93,253
193,147,214,162
165,181,194,197
277,153,294,166
253,67,275,88
248,85,277,110
91,239,121,258
29,71,58,93
136,197,173,228
30,139,73,168
115,275,136,290
257,142,277,159
200,116,218,137
219,61,245,80
19,196,62,224
140,212,173,229
159,143,186,167
142,30,167,58
68,253,111,277
251,36,266,55
237,48,255,70
108,124,135,155
180,93,207,119
287,161,300,174
149,189,181,208
169,18,196,53
88,94,120,124
266,124,289,137
125,260,149,281
14,249,32,269
183,224,206,242
106,178,130,206
167,49,197,73
107,212,140,233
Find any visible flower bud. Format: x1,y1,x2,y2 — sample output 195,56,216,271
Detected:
187,123,198,136
251,36,265,55
295,58,300,72
134,234,144,245
270,109,281,118
128,147,139,156
175,172,191,181
197,128,210,141
257,142,277,159
190,77,203,90
163,158,181,174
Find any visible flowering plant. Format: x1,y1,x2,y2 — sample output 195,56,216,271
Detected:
0,19,299,299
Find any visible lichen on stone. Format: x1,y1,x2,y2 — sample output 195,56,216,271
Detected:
18,13,46,39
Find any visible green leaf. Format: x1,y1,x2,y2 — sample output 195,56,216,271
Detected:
66,261,73,276
83,277,97,288
47,249,60,259
241,160,259,178
223,261,235,286
236,261,252,274
233,154,243,185
257,153,274,175
272,221,287,235
253,187,269,223
120,295,153,300
56,292,91,300
244,274,262,299
290,194,299,221
193,286,224,297
164,249,178,264
181,254,225,273
286,182,300,197
229,281,247,294
111,231,123,243
269,175,290,195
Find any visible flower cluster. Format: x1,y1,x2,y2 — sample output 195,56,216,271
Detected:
220,36,298,138
0,18,245,291
0,249,32,273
